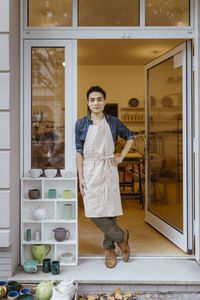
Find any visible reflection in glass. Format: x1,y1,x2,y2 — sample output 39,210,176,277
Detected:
145,0,190,26
148,57,183,232
31,48,65,170
28,0,72,27
78,0,139,26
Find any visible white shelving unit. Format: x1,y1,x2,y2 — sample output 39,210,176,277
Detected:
21,177,78,266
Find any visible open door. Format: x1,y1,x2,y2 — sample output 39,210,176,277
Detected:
145,41,193,253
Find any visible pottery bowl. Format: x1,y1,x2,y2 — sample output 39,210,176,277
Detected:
29,169,43,178
44,169,57,178
60,252,73,264
28,189,40,199
60,170,76,178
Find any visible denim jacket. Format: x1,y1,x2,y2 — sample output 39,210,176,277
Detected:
75,113,135,155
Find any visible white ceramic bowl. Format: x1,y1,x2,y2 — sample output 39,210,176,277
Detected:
29,169,43,178
44,169,57,178
60,170,76,178
60,252,73,264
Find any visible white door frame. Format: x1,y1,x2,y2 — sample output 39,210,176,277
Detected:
145,42,193,252
23,40,77,175
194,1,200,263
20,0,200,261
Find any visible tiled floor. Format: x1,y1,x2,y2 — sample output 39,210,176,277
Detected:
78,197,189,256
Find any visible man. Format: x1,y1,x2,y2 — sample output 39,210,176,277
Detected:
75,86,135,268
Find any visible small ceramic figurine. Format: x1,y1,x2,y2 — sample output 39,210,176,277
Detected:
34,280,54,300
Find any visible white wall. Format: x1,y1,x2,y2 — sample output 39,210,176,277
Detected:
0,0,20,278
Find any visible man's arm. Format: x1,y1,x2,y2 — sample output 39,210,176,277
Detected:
76,152,86,197
111,139,134,166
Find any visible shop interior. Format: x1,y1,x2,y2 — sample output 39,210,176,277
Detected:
77,39,190,256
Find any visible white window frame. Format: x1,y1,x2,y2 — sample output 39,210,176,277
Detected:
23,40,77,175
21,0,194,40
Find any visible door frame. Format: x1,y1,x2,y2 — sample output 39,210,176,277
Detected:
20,0,200,261
144,42,193,253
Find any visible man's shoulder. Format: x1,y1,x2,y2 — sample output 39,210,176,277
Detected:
106,114,119,123
76,115,88,126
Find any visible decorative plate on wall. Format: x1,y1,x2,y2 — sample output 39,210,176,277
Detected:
161,96,173,107
129,98,139,107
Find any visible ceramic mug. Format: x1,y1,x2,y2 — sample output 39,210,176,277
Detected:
64,204,72,220
7,281,20,293
18,294,34,300
35,231,41,241
51,261,60,275
0,280,7,297
19,288,30,295
42,258,51,273
23,260,38,273
26,229,31,241
48,189,56,199
31,244,51,264
7,291,19,300
63,190,71,199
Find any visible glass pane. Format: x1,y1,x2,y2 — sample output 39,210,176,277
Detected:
145,0,190,26
28,0,72,27
31,47,65,170
78,0,139,26
147,56,183,232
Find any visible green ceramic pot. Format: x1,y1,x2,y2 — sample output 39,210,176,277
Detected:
31,244,51,264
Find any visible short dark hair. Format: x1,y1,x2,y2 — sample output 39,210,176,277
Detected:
86,86,106,100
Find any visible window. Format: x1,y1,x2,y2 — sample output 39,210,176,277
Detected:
31,47,65,169
145,0,190,26
78,0,139,26
28,0,72,27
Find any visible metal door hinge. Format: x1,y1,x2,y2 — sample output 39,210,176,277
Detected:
193,56,197,71
193,137,198,153
194,219,198,236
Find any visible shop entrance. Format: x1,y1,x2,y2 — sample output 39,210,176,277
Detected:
77,39,193,256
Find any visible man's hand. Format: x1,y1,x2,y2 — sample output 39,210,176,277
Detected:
79,177,86,197
110,155,124,167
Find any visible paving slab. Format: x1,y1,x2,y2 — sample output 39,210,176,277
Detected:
9,257,200,285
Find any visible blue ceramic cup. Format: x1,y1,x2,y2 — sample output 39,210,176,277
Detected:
20,288,30,295
7,290,19,300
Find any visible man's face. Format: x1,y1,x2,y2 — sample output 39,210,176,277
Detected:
87,91,105,114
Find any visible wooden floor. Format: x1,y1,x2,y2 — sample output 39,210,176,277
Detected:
78,194,189,256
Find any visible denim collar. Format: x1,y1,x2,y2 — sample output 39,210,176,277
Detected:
86,112,110,123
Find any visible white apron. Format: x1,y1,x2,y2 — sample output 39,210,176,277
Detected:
83,118,123,218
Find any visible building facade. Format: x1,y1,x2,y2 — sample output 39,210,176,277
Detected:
0,0,200,278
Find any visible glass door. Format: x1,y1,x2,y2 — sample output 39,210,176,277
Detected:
145,42,193,252
23,40,77,175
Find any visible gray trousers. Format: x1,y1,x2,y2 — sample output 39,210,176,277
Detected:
91,216,123,250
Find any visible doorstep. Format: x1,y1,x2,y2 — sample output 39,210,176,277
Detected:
9,257,200,287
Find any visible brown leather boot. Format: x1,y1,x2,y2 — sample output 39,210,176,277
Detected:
117,230,130,262
105,248,117,268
